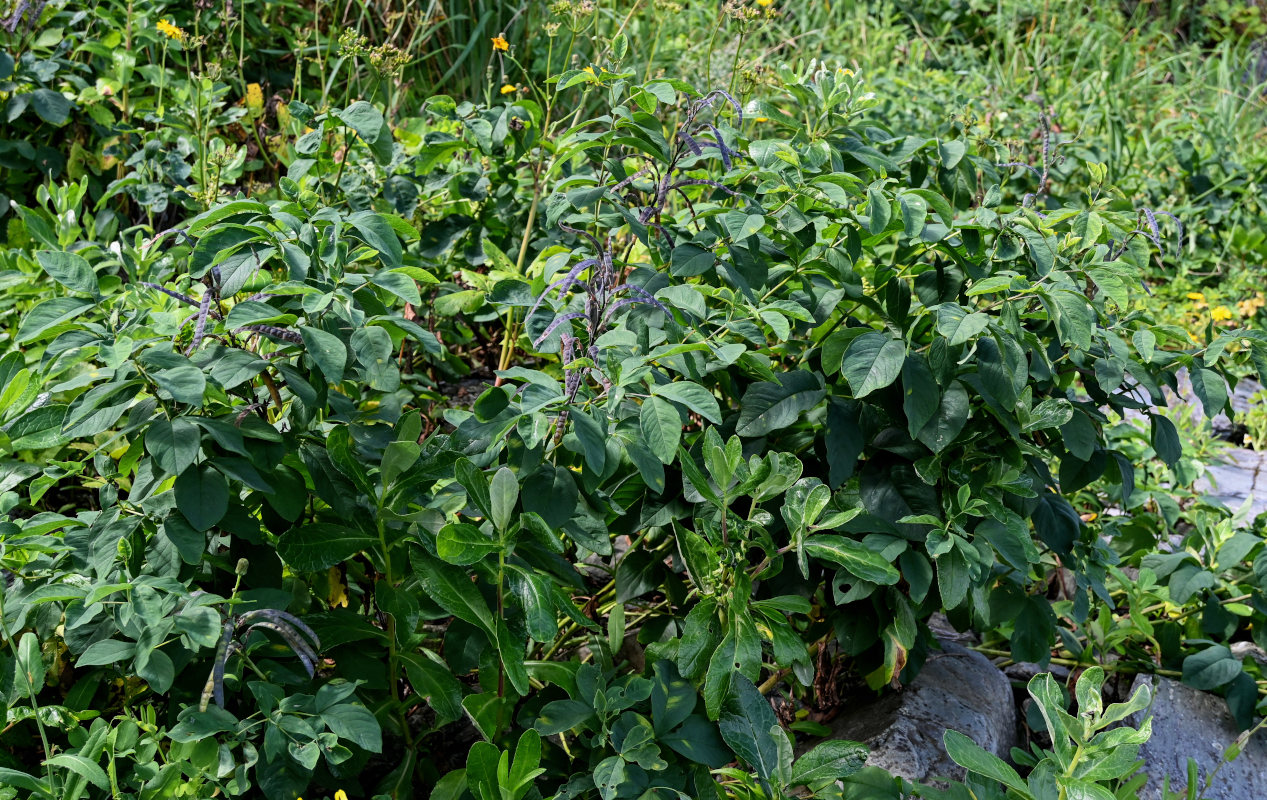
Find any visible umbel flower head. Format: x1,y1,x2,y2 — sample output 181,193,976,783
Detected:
156,19,185,40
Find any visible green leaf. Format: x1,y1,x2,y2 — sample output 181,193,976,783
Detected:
174,465,229,532
14,633,45,698
1150,415,1182,466
17,297,93,343
651,382,722,424
917,380,969,453
36,251,99,297
300,326,348,383
144,417,200,476
943,729,1028,794
323,704,383,753
30,88,70,125
348,211,404,267
1183,645,1242,690
803,535,900,585
719,676,780,790
44,754,108,789
866,185,891,235
76,639,137,667
489,467,518,532
902,357,940,439
437,523,500,565
933,304,990,346
593,756,628,800
1191,367,1228,418
841,332,904,398
336,100,385,143
278,523,376,571
736,370,825,437
790,740,869,788
535,699,593,735
640,396,681,464
152,360,206,406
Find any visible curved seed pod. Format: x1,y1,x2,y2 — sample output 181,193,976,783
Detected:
1142,207,1161,246
534,312,587,347
243,621,319,678
609,283,671,316
141,283,224,318
612,167,650,192
678,131,703,157
525,259,598,322
671,178,740,196
201,621,237,711
186,288,213,355
237,324,303,344
997,161,1044,181
238,608,321,651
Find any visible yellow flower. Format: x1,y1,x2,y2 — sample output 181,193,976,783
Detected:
582,66,596,75
156,19,185,40
756,0,773,5
1212,305,1233,322
491,35,509,51
500,84,517,94
245,83,264,112
754,116,769,122
1185,292,1205,301
335,791,349,800
328,567,348,609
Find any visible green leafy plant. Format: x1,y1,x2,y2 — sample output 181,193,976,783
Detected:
935,667,1153,800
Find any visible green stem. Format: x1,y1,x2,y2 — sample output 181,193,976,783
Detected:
0,591,58,794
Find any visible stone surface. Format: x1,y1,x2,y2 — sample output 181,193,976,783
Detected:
1130,675,1267,800
1197,446,1267,519
824,639,1016,785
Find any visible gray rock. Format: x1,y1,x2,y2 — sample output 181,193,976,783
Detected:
1130,675,1267,799
824,639,1016,785
1195,446,1267,520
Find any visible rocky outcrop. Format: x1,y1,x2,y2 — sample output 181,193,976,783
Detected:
1129,675,1267,800
824,639,1016,785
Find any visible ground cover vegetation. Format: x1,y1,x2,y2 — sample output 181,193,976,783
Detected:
4,1,1267,798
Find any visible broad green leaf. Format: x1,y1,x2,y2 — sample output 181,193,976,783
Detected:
719,676,780,789
278,523,376,571
933,304,990,346
1183,645,1242,690
841,332,904,398
640,395,681,464
489,467,518,532
803,535,900,585
174,465,229,532
437,523,500,565
790,740,868,788
651,382,722,424
736,370,825,437
36,251,99,297
300,326,348,383
943,730,1028,794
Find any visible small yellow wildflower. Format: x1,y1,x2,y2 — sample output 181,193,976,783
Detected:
335,791,350,800
500,84,517,94
245,83,264,112
1212,305,1233,322
1238,292,1265,317
491,35,509,51
1185,292,1205,301
582,66,596,75
754,116,769,122
156,19,185,40
756,0,773,6
1080,512,1098,523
